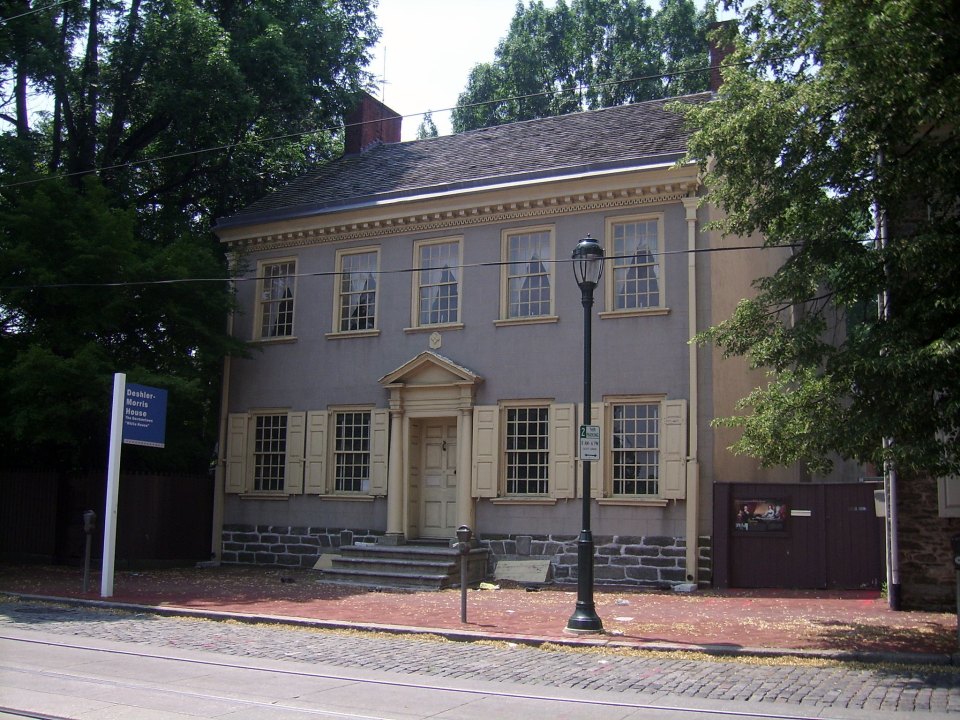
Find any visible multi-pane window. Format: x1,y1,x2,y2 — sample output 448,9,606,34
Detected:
611,218,661,309
505,406,549,495
334,411,371,493
505,230,552,318
337,250,378,332
416,240,459,325
258,261,295,338
253,414,287,492
611,402,659,496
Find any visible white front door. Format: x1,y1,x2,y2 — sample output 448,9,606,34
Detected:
420,421,458,538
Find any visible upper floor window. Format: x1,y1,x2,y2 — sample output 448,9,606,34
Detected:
336,248,378,332
610,401,659,497
505,406,550,495
257,260,295,339
414,238,460,326
253,413,287,492
607,216,663,311
502,227,554,320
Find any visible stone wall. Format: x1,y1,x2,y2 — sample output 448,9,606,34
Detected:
897,475,960,611
221,524,382,567
482,534,713,588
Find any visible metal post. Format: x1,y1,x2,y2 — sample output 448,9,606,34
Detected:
461,557,468,623
566,284,603,633
457,525,472,624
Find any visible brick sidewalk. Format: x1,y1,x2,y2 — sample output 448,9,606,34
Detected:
1,563,955,660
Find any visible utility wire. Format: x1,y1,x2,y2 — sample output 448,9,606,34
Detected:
0,0,72,24
0,244,785,291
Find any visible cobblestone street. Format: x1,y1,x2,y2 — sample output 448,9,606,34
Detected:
3,600,959,715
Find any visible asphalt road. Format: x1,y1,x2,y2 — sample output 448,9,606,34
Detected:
1,600,959,719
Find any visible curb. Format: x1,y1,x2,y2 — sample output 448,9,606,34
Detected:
3,591,956,667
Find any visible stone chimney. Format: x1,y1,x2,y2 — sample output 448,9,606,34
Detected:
708,20,737,92
344,92,402,154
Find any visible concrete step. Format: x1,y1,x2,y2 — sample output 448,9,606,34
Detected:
320,543,489,591
332,556,457,576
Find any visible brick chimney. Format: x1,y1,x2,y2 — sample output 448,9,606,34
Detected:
708,20,737,92
344,92,402,154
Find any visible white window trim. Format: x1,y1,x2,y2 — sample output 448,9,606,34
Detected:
330,246,380,336
604,395,664,500
498,225,557,324
601,213,668,318
253,258,297,341
409,236,463,330
500,399,553,498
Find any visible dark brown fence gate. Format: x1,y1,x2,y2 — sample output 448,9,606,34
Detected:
0,470,213,568
713,482,885,590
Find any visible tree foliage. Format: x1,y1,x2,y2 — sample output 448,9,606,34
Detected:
416,110,438,139
452,0,715,132
681,1,960,477
0,0,379,470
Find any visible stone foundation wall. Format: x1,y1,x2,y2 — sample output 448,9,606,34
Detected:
482,534,713,588
220,524,714,588
220,524,382,567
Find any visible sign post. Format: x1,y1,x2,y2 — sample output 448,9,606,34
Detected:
101,373,167,598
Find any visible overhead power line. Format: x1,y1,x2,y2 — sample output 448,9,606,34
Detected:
0,245,786,291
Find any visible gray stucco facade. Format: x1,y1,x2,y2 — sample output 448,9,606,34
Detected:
212,94,736,587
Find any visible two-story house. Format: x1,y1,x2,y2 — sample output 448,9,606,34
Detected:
210,91,879,590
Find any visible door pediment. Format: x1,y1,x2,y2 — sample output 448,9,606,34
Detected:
379,351,482,388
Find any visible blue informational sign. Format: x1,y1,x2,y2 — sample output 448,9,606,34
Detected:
122,383,168,448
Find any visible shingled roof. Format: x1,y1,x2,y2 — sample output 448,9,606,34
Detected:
215,93,711,231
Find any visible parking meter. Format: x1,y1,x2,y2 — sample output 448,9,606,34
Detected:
456,525,473,623
82,510,97,593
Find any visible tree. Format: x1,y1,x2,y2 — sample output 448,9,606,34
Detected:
416,111,438,139
680,1,960,477
0,0,380,471
451,0,715,132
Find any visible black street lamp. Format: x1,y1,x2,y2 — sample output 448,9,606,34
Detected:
566,234,604,634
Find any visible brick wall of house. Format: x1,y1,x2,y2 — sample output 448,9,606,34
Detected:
898,474,960,611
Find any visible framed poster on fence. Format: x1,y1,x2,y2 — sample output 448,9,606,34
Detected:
733,499,788,533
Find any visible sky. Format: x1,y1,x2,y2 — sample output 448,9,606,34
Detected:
369,0,558,140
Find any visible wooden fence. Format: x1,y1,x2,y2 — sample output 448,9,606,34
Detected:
0,470,213,568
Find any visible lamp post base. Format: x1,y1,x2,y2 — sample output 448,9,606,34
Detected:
564,532,604,634
565,604,604,634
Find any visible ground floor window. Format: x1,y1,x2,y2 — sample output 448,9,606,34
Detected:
611,401,659,496
253,414,287,492
334,410,371,492
505,406,549,495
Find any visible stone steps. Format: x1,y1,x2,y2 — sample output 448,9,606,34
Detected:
319,543,488,591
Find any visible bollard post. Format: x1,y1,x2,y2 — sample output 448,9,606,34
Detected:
82,510,96,593
456,525,473,623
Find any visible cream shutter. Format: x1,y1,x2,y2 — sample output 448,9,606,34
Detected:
225,413,248,494
550,403,576,498
661,399,688,499
304,411,328,494
472,405,499,498
575,403,606,498
369,409,389,496
285,411,306,494
591,402,605,497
